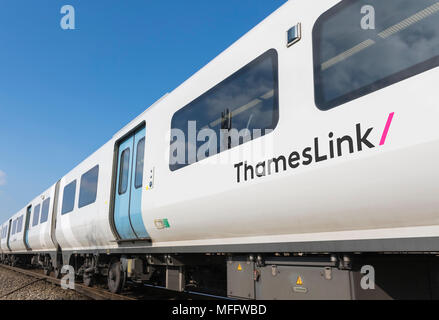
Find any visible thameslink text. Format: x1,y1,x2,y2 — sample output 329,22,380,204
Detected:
234,123,375,183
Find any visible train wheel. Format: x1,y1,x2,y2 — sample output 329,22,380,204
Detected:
83,273,94,287
108,261,123,294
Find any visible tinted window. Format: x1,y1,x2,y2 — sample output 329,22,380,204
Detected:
170,49,279,171
118,148,130,195
62,180,77,215
17,216,23,233
135,138,145,189
79,165,99,208
40,198,50,223
32,204,41,227
12,220,16,235
313,0,439,110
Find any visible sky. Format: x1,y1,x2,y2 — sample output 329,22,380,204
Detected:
0,0,287,222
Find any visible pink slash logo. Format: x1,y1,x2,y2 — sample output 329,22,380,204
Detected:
380,112,395,146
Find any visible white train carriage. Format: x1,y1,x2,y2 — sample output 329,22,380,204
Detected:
0,223,7,253
23,184,60,273
120,0,439,253
3,0,439,299
54,140,118,253
26,185,58,253
7,209,27,255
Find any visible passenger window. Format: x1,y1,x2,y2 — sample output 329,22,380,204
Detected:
61,180,77,215
17,216,23,233
118,148,130,195
135,138,145,189
79,165,99,208
11,220,16,235
313,0,439,110
40,198,51,223
32,204,41,227
169,49,279,171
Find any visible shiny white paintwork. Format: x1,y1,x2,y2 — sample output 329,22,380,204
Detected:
0,222,7,252
54,141,118,251
5,0,439,253
8,209,27,253
141,0,439,249
26,185,58,253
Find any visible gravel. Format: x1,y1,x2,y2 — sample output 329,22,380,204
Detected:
0,267,90,300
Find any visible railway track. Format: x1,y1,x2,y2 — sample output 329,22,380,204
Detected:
0,264,135,300
0,264,228,300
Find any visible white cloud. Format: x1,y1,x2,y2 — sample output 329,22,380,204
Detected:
0,170,6,186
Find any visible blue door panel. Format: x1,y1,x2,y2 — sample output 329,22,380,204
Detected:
129,128,149,238
114,136,137,240
113,127,149,240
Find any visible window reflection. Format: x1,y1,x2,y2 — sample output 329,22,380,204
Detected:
314,0,439,110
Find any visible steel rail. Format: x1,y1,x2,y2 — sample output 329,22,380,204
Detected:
0,264,136,300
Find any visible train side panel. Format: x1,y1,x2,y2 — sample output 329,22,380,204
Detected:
26,184,58,253
0,223,8,252
8,209,27,253
55,140,118,252
138,0,439,251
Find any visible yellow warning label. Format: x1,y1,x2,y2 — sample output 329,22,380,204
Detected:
237,264,243,271
296,276,303,286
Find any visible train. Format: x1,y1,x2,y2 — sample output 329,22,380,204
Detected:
2,0,439,299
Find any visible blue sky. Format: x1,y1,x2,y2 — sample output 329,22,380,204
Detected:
0,0,287,222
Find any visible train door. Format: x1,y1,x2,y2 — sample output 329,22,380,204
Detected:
114,127,149,240
6,219,11,251
24,205,31,250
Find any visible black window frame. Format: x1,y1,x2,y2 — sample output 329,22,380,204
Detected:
313,0,439,110
61,180,77,215
78,165,99,209
169,48,279,171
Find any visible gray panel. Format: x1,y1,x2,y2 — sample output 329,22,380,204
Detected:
109,236,439,254
256,265,353,300
166,266,184,292
227,259,255,299
60,236,439,257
